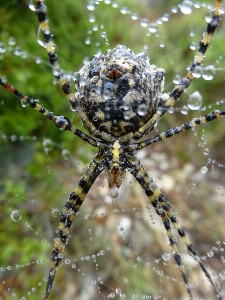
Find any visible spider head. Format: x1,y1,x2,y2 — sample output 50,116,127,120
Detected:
75,45,166,139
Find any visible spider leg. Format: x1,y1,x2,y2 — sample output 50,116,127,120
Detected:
126,154,221,299
43,150,106,300
33,0,115,143
33,0,72,99
134,0,221,138
132,110,225,151
0,79,100,147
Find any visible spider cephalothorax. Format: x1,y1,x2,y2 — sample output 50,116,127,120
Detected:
0,0,223,299
76,45,166,138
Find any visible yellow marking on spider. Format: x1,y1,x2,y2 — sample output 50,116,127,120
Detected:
83,174,91,182
112,141,122,161
165,97,176,106
63,228,70,236
54,237,64,252
95,109,105,121
195,52,204,63
58,222,65,231
79,192,87,200
153,189,161,198
40,21,48,32
74,185,83,195
46,43,55,53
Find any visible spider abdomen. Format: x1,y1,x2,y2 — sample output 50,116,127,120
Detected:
75,45,166,138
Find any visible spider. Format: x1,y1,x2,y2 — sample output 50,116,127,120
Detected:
0,0,224,299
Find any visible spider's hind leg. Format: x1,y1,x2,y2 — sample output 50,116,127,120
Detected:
127,154,221,299
44,151,106,299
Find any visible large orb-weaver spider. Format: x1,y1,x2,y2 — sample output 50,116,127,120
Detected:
0,0,224,299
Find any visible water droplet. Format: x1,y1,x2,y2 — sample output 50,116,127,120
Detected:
120,7,128,14
205,10,214,23
51,208,60,217
62,149,70,160
116,288,122,294
192,65,202,78
37,26,46,48
101,32,106,38
92,25,98,31
131,13,138,20
110,188,118,198
137,103,147,116
79,76,88,87
200,166,208,174
172,7,178,13
10,210,22,221
0,42,6,53
179,1,193,14
10,135,17,142
162,14,169,22
207,251,214,257
173,74,181,84
28,3,36,11
87,2,95,11
190,42,197,50
84,214,92,220
148,23,158,33
89,14,95,23
187,91,202,110
181,105,189,115
85,37,91,45
162,252,171,261
202,65,215,80
140,19,148,28
203,148,209,156
137,257,142,262
13,46,22,56
123,110,133,120
35,57,42,64
42,138,53,153
111,2,118,8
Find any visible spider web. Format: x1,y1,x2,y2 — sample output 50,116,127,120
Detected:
0,0,225,299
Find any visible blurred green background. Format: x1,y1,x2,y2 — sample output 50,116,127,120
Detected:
0,0,225,299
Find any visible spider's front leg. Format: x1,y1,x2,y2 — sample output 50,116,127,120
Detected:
132,110,225,151
44,151,106,300
133,0,221,139
126,154,222,300
0,79,100,147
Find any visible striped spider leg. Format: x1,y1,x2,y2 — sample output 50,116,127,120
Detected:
1,0,223,298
